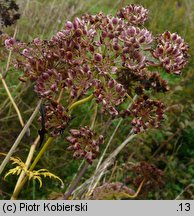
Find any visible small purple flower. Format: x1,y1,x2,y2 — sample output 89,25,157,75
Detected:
5,38,15,49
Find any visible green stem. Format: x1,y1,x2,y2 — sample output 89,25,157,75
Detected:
68,94,94,112
29,137,54,171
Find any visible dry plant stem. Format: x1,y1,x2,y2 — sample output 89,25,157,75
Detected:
0,74,25,128
0,27,27,131
126,178,145,199
12,88,64,195
13,136,40,192
11,94,94,199
0,100,42,175
175,184,194,200
63,163,89,200
63,102,98,200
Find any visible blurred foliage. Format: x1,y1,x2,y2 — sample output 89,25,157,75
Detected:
0,0,193,199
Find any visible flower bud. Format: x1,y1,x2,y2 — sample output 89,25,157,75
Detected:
94,53,103,62
75,28,83,37
5,38,15,49
112,17,118,25
65,21,73,30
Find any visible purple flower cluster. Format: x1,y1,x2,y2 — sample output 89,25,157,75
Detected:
42,101,70,137
132,162,164,191
66,64,93,98
3,4,189,147
67,126,104,164
117,4,148,25
93,79,126,116
153,31,189,74
120,26,153,70
124,96,165,133
35,69,63,99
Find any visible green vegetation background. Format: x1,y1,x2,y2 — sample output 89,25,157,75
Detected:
0,0,193,199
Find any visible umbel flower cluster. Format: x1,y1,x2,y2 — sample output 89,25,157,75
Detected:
67,127,104,164
90,182,135,200
3,4,189,163
0,0,20,32
132,162,164,192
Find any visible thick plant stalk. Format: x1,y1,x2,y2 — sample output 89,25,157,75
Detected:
0,100,42,175
11,94,94,200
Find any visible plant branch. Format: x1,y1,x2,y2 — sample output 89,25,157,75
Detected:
63,162,89,200
0,74,26,129
68,94,94,112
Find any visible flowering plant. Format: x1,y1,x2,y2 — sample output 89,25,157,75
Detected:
0,3,189,199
